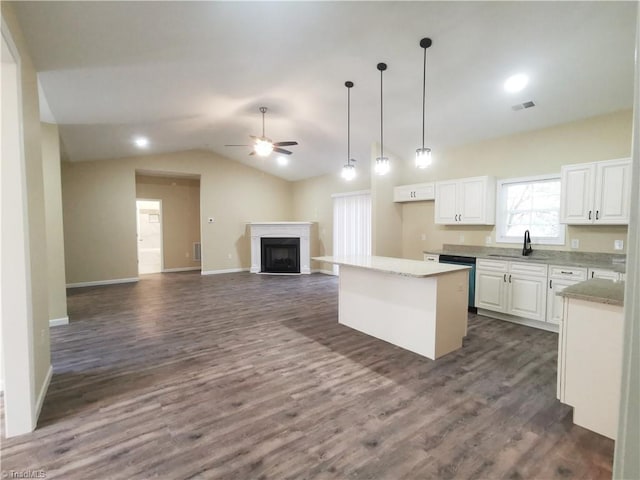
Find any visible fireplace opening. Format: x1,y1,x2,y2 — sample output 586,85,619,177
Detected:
261,237,300,273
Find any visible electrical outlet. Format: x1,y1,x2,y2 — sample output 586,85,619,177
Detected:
421,233,426,241
227,253,232,259
459,234,465,243
614,240,624,250
571,239,579,249
208,217,215,223
485,236,492,245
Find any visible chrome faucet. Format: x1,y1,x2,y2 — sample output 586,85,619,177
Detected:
523,230,533,256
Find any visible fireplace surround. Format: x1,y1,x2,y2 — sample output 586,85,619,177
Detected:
249,222,312,274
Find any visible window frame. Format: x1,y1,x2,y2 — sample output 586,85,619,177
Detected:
495,174,566,246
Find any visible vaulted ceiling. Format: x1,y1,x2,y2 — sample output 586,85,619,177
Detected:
13,1,638,181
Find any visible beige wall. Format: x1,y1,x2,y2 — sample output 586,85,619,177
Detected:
292,170,370,271
1,2,51,432
136,175,201,271
371,144,403,257
62,150,292,284
41,123,68,321
398,110,633,259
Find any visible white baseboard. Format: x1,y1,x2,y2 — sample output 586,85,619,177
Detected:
313,269,336,276
35,365,53,420
201,268,249,276
477,308,559,333
66,277,138,288
49,316,69,327
162,267,201,273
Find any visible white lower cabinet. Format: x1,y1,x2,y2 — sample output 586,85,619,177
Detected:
476,259,548,322
546,266,588,325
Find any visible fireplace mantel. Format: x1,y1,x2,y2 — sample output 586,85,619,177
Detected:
249,222,312,274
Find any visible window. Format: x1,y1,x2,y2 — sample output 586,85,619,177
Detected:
496,175,565,245
332,190,371,275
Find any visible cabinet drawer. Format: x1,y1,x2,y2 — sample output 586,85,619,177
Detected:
510,262,547,277
477,259,508,272
549,265,587,281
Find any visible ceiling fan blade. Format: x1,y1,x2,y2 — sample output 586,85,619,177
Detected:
273,147,292,155
273,141,298,147
224,144,250,147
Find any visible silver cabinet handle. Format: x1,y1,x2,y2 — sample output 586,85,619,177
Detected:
549,279,552,288
560,271,573,274
509,274,512,283
595,210,599,220
503,273,507,282
588,210,592,220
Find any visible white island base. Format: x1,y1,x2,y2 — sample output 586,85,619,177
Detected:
315,256,470,360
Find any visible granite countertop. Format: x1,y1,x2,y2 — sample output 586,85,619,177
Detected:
557,278,625,306
425,244,626,273
313,255,470,278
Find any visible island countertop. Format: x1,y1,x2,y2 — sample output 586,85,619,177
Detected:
558,278,625,306
313,255,470,278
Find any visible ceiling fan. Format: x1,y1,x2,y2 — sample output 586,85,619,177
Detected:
225,106,298,157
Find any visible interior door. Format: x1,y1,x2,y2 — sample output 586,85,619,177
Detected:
136,199,162,274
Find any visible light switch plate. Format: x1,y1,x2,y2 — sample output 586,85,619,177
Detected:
485,236,492,245
614,240,624,250
459,234,465,243
571,239,579,249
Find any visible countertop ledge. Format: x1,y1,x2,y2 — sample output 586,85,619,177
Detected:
558,278,625,306
425,244,626,272
313,255,470,278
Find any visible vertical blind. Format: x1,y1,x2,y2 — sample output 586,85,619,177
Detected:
332,191,371,274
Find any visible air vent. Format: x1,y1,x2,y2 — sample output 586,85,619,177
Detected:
511,100,536,111
193,242,201,262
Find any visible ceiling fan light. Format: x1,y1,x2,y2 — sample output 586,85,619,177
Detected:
415,147,432,169
341,163,356,181
254,138,273,157
375,156,390,176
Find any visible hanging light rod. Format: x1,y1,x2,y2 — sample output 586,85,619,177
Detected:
341,81,356,181
416,37,433,169
375,62,390,176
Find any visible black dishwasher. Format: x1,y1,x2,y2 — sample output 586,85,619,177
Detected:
439,255,477,313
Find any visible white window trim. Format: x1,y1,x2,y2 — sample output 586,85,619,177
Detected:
496,174,566,246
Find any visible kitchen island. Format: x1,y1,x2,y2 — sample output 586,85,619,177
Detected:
313,256,470,360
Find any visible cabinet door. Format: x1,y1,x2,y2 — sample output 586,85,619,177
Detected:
458,177,492,224
413,183,435,201
435,181,458,224
475,270,507,312
594,159,631,224
393,185,413,202
560,163,596,224
546,278,575,325
508,273,547,321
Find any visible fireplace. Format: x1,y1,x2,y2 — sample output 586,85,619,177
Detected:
261,238,300,273
248,222,312,274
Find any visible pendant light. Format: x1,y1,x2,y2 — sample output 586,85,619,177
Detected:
341,81,356,181
374,62,390,176
416,37,433,169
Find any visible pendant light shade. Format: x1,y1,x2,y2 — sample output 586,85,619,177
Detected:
341,81,357,181
375,62,390,176
416,37,433,169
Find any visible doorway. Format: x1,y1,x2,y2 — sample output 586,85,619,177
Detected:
136,199,163,274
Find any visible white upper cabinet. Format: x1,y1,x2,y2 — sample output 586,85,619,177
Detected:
435,176,496,225
560,158,631,225
393,182,435,202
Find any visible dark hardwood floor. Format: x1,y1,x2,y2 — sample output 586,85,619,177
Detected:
1,271,614,479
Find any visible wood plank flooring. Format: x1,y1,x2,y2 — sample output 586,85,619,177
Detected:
1,271,614,479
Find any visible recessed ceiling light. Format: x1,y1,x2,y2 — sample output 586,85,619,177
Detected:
504,74,529,93
134,136,149,148
277,156,288,166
